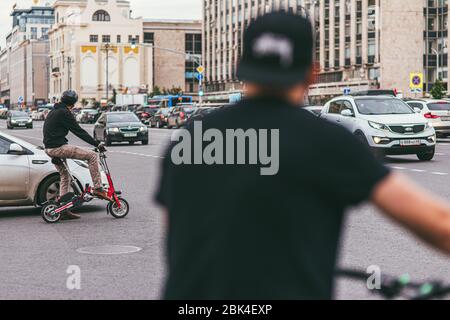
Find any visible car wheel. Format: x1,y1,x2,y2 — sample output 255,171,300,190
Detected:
142,139,149,145
37,175,60,206
417,149,435,161
129,141,135,145
105,135,112,146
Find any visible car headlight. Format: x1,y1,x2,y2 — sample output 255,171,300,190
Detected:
108,128,120,133
139,126,148,132
368,121,389,131
73,160,89,169
28,119,32,123
11,120,17,123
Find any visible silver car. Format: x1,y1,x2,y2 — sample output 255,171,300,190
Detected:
0,131,92,207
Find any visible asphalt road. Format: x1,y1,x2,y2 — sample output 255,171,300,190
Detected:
1,119,450,300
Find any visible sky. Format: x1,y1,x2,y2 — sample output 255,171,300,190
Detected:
0,0,201,48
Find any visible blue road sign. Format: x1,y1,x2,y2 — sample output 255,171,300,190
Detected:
196,73,204,81
18,96,24,104
343,88,351,95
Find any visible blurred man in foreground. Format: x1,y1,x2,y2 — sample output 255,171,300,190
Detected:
156,12,450,299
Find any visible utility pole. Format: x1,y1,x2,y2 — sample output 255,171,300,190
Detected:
101,43,114,105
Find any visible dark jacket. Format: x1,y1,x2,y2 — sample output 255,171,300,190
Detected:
43,103,99,149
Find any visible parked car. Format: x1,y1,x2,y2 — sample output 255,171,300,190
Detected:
0,131,92,207
0,105,9,119
6,111,33,129
189,107,219,122
93,112,149,146
31,106,53,121
149,108,171,128
304,106,324,116
167,106,198,129
135,106,159,125
76,109,99,124
405,99,450,138
321,96,436,161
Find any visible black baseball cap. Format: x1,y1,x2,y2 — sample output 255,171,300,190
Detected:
237,11,314,88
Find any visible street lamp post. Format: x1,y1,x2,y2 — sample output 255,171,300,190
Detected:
101,43,114,104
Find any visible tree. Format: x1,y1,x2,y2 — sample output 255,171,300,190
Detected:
431,78,446,99
151,86,162,97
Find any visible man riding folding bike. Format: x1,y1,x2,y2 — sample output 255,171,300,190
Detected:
43,90,110,220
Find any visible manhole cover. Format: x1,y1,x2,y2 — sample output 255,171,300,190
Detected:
76,245,142,255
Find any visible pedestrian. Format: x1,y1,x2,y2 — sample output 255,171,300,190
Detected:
156,11,450,300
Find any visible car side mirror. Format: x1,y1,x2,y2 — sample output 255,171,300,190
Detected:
8,143,25,155
414,107,421,113
341,109,354,117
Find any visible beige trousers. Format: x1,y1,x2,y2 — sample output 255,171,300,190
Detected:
45,145,102,195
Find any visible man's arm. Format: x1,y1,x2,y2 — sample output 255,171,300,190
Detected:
62,110,99,147
373,173,450,254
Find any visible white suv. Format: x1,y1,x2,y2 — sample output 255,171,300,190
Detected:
405,99,450,138
321,96,436,161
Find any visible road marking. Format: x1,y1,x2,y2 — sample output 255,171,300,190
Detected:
109,150,165,159
411,169,426,173
391,166,406,170
431,172,449,176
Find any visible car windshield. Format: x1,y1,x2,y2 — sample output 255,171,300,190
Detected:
355,98,414,115
107,113,139,123
11,111,28,117
427,102,450,111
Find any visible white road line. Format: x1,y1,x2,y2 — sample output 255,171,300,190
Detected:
431,172,449,176
411,169,426,173
109,150,165,159
390,166,406,170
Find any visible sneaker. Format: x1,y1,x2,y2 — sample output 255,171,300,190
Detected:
93,188,113,202
61,211,81,220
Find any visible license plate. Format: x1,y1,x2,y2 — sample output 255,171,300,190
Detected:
18,123,26,126
124,133,137,138
400,139,421,146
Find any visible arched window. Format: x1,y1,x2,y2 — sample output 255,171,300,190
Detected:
92,10,110,22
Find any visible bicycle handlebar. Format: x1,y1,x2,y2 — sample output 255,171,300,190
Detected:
336,268,450,300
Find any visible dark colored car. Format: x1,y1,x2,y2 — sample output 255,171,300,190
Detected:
135,106,159,125
93,112,149,146
189,107,219,121
167,106,198,129
6,111,33,129
149,108,171,128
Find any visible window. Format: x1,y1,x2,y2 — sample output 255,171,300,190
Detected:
90,35,98,43
117,35,121,43
92,10,111,22
0,137,11,155
144,32,154,44
30,27,37,40
407,102,424,110
102,35,111,43
328,101,342,114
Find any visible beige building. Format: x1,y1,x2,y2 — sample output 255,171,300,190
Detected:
0,4,54,107
143,19,202,95
48,0,153,104
203,0,450,103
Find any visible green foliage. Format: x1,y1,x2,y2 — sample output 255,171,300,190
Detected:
430,78,446,99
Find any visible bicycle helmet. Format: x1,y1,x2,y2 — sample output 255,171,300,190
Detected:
61,90,78,106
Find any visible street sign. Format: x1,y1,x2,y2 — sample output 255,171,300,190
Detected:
198,90,204,97
196,73,204,81
197,66,205,74
410,72,423,91
343,88,351,95
18,96,24,104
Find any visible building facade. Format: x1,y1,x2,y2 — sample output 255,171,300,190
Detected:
48,0,153,104
203,0,450,103
143,19,202,96
0,5,54,107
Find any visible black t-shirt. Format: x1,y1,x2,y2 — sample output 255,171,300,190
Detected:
156,96,390,300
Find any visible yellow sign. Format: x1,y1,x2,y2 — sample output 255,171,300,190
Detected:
197,66,205,74
410,72,423,91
